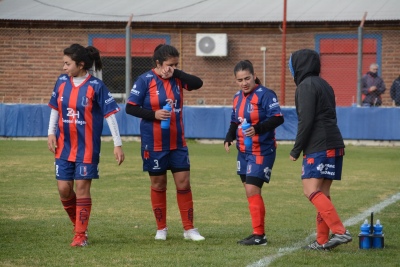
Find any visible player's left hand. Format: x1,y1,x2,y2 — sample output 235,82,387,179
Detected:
289,155,297,161
114,146,125,165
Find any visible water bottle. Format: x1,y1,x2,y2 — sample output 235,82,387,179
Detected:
241,119,252,149
358,219,371,249
160,103,172,129
372,219,384,249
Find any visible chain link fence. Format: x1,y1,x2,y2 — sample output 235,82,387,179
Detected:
1,27,399,106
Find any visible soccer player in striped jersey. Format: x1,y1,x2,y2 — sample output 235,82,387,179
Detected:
47,44,125,247
288,49,352,250
224,60,284,245
126,44,205,241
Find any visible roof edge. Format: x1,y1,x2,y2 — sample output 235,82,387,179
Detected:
1,19,399,30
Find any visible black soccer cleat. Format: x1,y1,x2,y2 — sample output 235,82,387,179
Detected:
237,234,267,246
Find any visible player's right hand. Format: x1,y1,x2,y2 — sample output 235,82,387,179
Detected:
47,134,57,154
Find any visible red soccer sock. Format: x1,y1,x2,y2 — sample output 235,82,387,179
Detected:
61,193,76,225
248,194,265,235
75,198,92,234
151,187,167,230
177,188,194,230
309,191,345,235
316,195,331,244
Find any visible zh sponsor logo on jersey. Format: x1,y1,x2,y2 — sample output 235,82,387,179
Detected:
64,108,86,125
166,99,177,108
67,108,79,119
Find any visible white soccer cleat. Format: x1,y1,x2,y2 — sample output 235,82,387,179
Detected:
183,228,205,241
155,227,168,240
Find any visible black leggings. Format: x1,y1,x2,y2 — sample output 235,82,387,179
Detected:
240,175,264,188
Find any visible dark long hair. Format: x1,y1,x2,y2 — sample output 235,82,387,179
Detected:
63,44,103,71
152,44,180,66
233,60,261,85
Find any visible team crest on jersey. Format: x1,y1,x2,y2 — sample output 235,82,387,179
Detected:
81,97,89,107
246,164,252,174
80,166,88,176
247,103,254,113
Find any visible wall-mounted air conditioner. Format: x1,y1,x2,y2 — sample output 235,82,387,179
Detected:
196,33,228,57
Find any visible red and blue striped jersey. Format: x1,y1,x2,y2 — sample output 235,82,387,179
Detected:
231,85,282,155
127,69,188,151
48,74,120,163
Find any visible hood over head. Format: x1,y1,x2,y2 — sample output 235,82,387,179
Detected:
288,49,320,85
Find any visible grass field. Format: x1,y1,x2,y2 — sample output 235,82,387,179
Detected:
0,140,399,267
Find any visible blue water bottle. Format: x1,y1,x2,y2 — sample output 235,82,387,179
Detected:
241,119,252,149
358,219,371,249
160,103,172,129
372,219,384,249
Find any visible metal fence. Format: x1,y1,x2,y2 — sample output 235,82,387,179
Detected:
0,27,399,106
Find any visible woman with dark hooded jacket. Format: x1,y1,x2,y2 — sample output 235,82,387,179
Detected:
288,49,352,251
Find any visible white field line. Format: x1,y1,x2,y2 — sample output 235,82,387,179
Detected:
247,192,400,267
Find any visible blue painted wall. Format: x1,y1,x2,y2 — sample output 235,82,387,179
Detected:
1,104,399,140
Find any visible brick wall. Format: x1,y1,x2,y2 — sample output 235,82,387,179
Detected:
0,27,399,106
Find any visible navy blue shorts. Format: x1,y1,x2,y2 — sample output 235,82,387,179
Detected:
301,148,344,180
237,151,276,183
141,146,190,173
55,158,99,181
